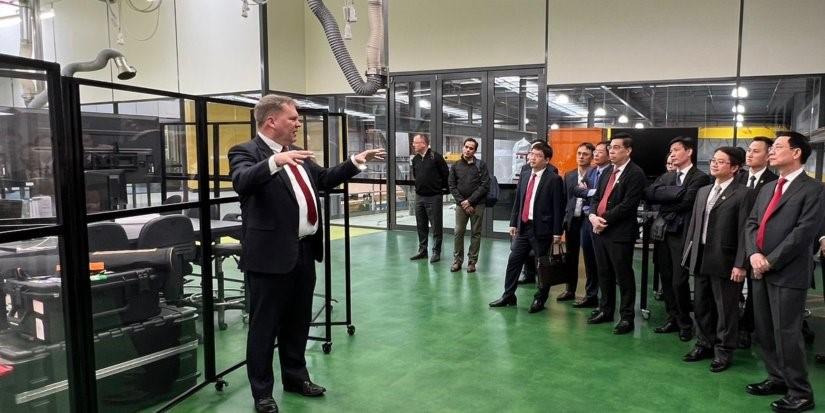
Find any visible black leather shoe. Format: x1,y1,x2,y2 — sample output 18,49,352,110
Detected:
815,353,825,364
613,320,634,335
429,253,441,263
590,308,602,316
528,299,546,313
450,261,462,272
517,275,536,285
410,251,427,260
255,397,279,413
284,380,326,397
738,331,752,349
771,396,815,412
683,346,713,362
572,297,598,308
710,358,731,373
746,379,788,396
653,320,679,334
556,291,575,302
587,311,614,324
489,296,517,307
679,328,694,342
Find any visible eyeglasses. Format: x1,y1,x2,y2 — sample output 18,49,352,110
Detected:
709,158,730,165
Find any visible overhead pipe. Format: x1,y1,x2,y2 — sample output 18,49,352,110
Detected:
28,48,137,108
307,0,386,96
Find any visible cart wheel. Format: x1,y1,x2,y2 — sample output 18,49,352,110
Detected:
215,378,229,392
641,309,650,320
347,325,356,336
322,342,332,354
242,314,249,324
219,322,228,331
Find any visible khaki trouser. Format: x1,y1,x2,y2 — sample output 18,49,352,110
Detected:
453,205,484,264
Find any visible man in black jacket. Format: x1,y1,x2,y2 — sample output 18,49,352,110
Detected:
448,138,490,273
557,142,595,302
735,136,777,349
409,133,449,263
587,133,646,335
228,94,384,413
489,142,564,313
681,147,749,372
645,137,710,341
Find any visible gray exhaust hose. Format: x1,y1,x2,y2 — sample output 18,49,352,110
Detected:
307,0,386,96
28,48,130,108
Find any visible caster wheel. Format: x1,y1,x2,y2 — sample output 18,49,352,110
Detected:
215,379,229,392
322,342,332,354
641,309,650,320
347,325,355,336
242,314,249,324
219,322,228,331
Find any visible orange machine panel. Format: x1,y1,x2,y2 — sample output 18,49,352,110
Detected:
548,128,605,175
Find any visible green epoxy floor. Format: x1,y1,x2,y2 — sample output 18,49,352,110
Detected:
163,230,825,412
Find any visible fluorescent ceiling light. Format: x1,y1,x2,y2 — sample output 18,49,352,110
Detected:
594,107,606,117
731,86,749,98
550,123,559,130
634,122,645,129
732,104,746,113
554,94,569,104
418,99,431,109
618,115,629,124
735,114,744,122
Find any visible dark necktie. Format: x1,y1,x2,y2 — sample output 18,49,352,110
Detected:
281,146,318,226
756,177,787,250
677,171,684,186
597,168,619,216
748,175,756,189
521,173,537,223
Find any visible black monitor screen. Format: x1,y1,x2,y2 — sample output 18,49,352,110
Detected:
611,128,699,180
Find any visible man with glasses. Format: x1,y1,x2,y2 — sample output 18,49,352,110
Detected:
645,137,710,342
681,147,748,373
744,132,823,413
409,133,450,263
557,142,595,303
734,136,778,349
587,133,646,334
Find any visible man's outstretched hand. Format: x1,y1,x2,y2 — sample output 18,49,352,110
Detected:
355,148,387,164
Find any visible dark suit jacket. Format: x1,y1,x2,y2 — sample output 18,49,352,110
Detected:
744,172,825,289
563,168,589,230
645,166,710,234
588,161,646,242
736,168,778,213
228,136,360,274
682,181,749,276
510,167,564,239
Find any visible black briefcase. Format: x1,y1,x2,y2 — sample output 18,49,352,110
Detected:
537,243,572,290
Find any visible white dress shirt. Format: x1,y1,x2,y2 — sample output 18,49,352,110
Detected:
676,164,693,186
525,167,546,221
777,166,805,195
260,133,366,238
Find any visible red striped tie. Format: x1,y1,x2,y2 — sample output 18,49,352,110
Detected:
756,177,787,250
521,173,537,223
287,164,318,225
596,168,619,216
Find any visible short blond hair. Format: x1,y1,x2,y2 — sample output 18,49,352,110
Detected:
254,94,296,128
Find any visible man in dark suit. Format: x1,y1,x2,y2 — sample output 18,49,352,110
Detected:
572,142,611,308
489,142,564,313
744,132,823,413
229,94,385,413
557,142,595,302
681,147,748,372
645,137,710,341
518,139,559,285
735,136,777,349
586,133,646,335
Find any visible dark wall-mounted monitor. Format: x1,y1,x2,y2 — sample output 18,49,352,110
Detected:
611,127,699,180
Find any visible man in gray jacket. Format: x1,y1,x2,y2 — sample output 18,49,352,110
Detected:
448,138,490,273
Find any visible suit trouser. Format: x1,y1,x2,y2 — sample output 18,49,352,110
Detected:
415,194,443,254
503,223,550,299
693,273,741,361
564,216,584,293
592,234,636,321
752,279,813,399
579,219,599,300
657,232,693,330
246,240,316,400
453,205,484,264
